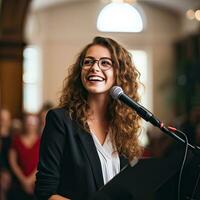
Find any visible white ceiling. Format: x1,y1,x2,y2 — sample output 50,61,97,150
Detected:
31,0,200,13
31,0,82,11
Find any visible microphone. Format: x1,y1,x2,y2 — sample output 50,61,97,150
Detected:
110,86,161,127
110,86,200,154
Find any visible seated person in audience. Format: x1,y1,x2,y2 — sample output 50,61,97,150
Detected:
0,109,13,200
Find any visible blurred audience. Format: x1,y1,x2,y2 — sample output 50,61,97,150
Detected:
8,113,40,200
195,123,200,146
0,103,53,200
143,126,173,158
180,105,200,145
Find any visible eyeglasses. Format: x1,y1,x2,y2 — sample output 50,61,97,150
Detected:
82,57,114,71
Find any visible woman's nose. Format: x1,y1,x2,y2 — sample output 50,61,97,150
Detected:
90,61,101,71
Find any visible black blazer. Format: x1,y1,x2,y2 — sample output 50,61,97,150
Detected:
35,108,128,200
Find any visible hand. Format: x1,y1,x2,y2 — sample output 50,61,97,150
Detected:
49,194,71,200
21,177,35,194
0,170,12,191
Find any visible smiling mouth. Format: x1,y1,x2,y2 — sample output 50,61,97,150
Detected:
87,75,105,82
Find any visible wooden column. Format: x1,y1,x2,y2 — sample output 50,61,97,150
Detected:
0,0,31,118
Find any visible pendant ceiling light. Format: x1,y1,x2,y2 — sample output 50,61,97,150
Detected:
97,2,144,32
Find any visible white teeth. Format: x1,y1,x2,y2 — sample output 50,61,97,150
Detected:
88,76,104,81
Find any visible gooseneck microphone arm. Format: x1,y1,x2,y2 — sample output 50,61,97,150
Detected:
110,86,200,153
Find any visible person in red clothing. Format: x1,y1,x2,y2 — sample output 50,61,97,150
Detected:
8,113,40,200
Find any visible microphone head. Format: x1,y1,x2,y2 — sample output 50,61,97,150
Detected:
110,86,124,99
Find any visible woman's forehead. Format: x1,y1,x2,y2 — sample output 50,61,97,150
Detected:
85,45,111,59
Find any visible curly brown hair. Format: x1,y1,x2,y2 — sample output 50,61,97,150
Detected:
59,36,142,161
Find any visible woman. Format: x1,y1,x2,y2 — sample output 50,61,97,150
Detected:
35,36,142,200
9,114,40,200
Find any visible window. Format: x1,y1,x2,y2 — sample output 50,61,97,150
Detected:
97,2,144,32
129,50,151,146
23,46,42,113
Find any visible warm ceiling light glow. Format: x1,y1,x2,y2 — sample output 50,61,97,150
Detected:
97,2,143,32
111,0,123,2
186,9,195,20
111,0,137,2
195,10,200,21
124,0,137,3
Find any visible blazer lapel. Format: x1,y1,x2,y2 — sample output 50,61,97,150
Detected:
75,122,129,188
76,125,104,189
119,155,129,170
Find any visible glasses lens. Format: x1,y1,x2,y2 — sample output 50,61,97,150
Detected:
82,58,94,67
99,58,113,70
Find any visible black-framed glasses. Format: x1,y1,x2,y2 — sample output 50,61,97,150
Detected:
82,57,114,71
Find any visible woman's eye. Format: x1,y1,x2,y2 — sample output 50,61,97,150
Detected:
101,60,112,66
84,59,93,65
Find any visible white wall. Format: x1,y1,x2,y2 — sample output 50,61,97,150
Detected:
25,0,183,122
180,12,200,36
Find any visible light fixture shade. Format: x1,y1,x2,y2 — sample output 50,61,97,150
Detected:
97,2,143,32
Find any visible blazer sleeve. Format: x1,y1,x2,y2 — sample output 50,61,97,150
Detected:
35,109,67,200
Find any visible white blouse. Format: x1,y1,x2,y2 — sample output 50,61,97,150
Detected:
91,133,120,184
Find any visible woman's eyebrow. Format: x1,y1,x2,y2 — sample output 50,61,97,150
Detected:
84,56,112,60
84,56,95,59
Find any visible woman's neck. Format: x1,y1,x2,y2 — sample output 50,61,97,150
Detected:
87,93,109,121
23,129,38,137
87,94,110,144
